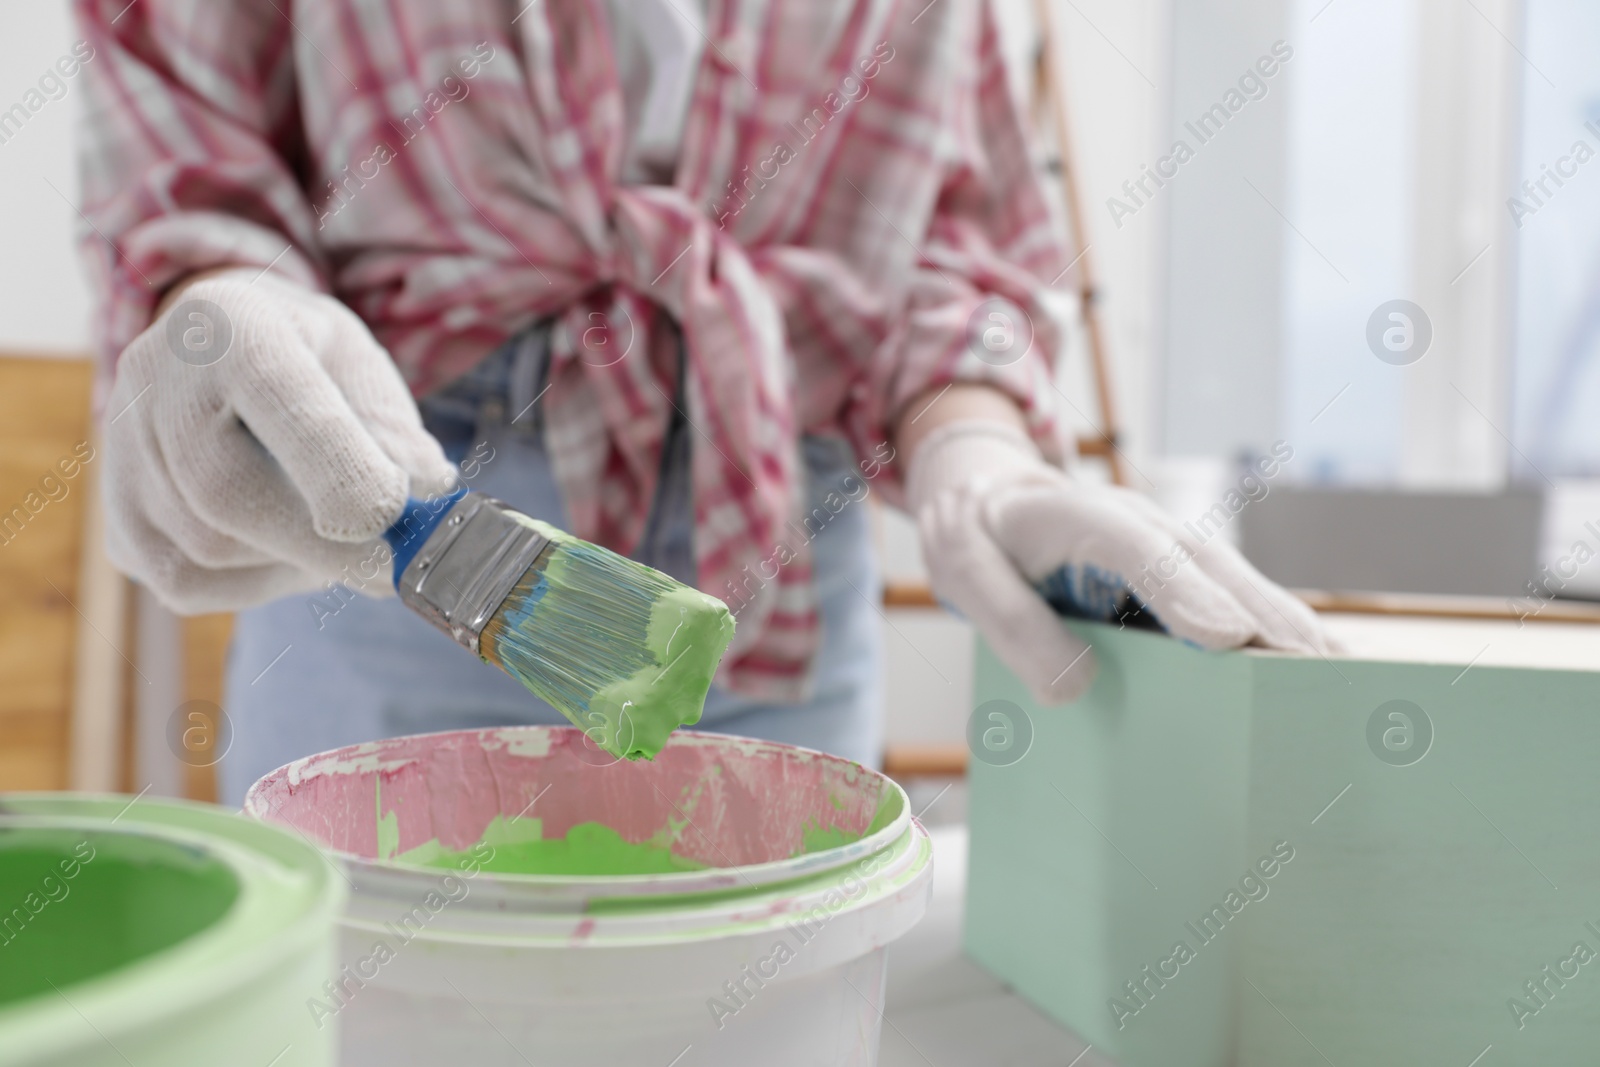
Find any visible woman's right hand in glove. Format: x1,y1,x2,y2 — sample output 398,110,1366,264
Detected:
103,268,459,613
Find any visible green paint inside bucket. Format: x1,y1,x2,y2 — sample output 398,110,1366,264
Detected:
396,817,710,876
381,779,904,877
0,828,239,1007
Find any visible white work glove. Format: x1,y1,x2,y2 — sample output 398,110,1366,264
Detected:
103,268,458,613
907,421,1331,704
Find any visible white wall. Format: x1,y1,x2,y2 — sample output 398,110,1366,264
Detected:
1400,0,1519,489
1279,0,1415,484
1160,0,1291,460
1040,0,1169,473
0,1,92,354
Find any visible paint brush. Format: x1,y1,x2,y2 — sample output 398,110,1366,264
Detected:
382,489,735,761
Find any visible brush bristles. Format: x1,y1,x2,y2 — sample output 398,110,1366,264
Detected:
479,528,735,760
483,541,673,711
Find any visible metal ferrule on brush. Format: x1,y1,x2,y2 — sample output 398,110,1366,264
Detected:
393,494,549,654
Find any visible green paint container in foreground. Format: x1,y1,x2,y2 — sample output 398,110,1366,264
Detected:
0,794,345,1067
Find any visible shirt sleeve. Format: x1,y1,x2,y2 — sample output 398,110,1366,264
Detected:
74,0,327,383
841,0,1075,502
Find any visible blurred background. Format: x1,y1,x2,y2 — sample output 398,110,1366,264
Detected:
2,0,1597,807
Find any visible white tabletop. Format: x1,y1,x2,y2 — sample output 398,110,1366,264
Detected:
881,825,1109,1067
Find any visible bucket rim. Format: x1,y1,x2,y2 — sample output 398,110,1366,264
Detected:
0,794,345,1064
337,815,935,951
245,726,913,901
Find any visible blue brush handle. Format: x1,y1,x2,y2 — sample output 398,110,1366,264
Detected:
383,488,469,589
1035,562,1166,634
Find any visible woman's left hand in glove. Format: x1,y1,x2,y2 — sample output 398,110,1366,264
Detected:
904,415,1332,705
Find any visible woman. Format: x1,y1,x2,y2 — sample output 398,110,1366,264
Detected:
77,0,1326,803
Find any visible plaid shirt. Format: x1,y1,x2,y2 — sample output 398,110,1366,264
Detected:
76,0,1073,699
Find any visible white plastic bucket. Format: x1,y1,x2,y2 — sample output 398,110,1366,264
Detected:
246,727,933,1066
0,794,344,1067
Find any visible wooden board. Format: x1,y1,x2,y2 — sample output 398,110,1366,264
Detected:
0,356,95,790
182,613,234,803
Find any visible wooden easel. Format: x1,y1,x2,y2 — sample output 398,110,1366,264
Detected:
1033,0,1127,487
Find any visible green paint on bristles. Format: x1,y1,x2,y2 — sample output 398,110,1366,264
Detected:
479,514,736,761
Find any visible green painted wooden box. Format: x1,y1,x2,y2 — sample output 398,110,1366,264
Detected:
965,617,1600,1067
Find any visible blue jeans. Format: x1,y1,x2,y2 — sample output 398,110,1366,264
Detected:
217,327,884,805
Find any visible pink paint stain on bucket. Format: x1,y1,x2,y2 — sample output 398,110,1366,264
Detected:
246,727,933,1066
